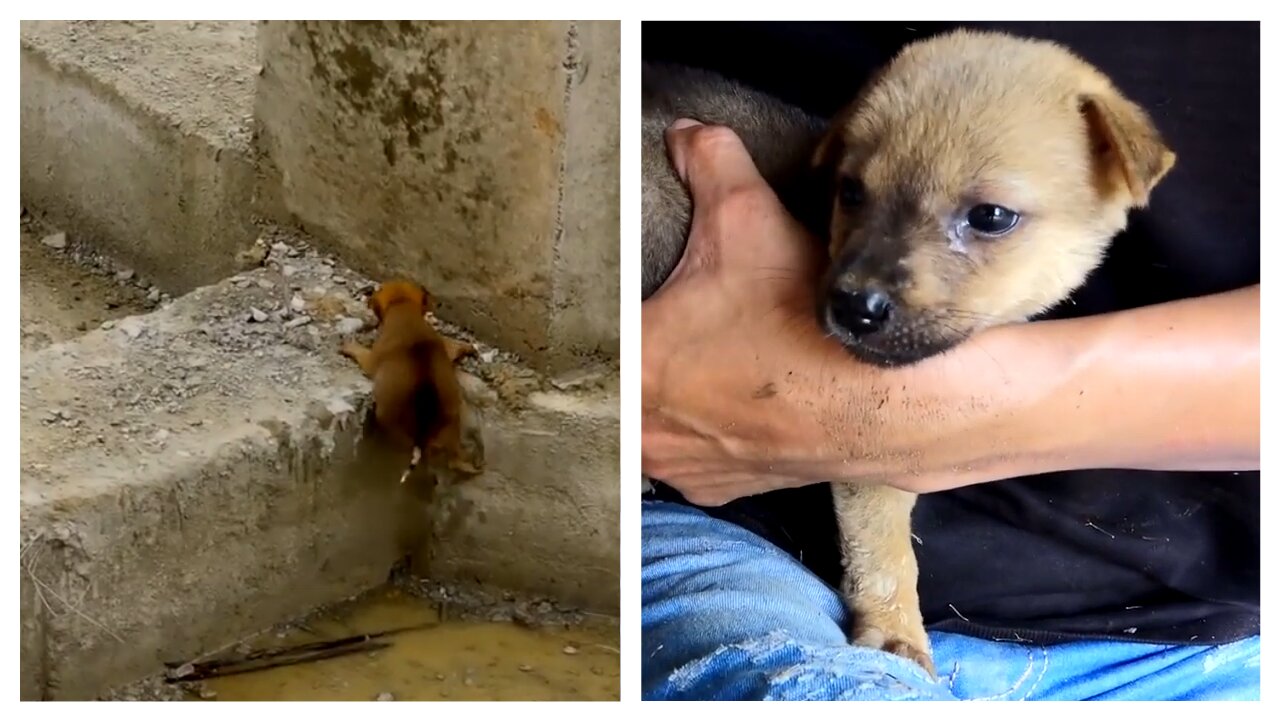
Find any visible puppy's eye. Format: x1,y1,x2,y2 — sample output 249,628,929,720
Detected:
966,204,1019,236
837,176,865,209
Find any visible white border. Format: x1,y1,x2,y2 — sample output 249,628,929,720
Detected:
6,1,1276,714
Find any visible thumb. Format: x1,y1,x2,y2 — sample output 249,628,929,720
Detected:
665,119,772,216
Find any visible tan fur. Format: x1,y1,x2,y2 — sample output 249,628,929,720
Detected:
340,279,480,482
810,30,1175,674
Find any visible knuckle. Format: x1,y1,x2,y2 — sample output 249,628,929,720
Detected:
685,124,743,157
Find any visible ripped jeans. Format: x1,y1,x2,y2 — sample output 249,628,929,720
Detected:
641,500,1261,701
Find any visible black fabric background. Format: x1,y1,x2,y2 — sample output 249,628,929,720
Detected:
643,21,1260,645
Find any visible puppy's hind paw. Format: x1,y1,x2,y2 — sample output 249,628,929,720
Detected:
853,625,936,678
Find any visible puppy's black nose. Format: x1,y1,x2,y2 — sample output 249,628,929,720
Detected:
829,288,893,335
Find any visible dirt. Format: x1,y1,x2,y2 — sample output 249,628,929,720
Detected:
20,20,258,150
104,584,619,701
19,215,157,353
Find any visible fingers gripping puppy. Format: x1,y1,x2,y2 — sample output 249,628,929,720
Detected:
341,279,479,483
641,30,1175,677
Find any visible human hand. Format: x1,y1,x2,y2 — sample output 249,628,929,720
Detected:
641,121,1064,505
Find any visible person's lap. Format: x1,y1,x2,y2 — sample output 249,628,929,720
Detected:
641,500,1260,701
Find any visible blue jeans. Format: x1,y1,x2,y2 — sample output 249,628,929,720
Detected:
642,500,1260,700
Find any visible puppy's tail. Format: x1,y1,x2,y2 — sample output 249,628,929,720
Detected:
399,446,422,484
400,341,443,484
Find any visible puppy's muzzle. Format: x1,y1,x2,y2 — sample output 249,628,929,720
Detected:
827,287,894,336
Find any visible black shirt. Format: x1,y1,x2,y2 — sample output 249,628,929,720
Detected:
643,21,1259,645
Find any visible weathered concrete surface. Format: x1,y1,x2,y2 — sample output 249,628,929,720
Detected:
19,243,407,699
19,20,261,293
19,231,619,698
255,20,619,373
422,378,619,612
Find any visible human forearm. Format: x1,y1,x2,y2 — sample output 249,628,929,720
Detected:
1007,285,1260,475
849,285,1263,492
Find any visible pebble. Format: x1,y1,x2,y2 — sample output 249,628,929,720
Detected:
551,368,603,391
562,644,579,655
281,265,298,278
335,317,364,335
146,287,161,303
256,279,275,289
248,307,269,323
115,269,135,282
198,687,217,700
100,320,115,330
284,316,312,329
518,664,533,672
41,232,67,249
375,692,395,701
290,296,306,312
119,318,145,339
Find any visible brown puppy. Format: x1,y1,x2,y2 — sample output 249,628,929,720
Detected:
341,279,479,483
640,30,1175,676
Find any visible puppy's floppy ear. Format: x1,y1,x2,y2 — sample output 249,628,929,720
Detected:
1080,89,1176,207
811,98,863,179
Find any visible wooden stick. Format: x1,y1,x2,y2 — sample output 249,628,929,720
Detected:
164,621,437,680
164,641,391,683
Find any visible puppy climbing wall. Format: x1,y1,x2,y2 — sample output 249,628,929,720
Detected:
254,20,620,609
254,20,620,374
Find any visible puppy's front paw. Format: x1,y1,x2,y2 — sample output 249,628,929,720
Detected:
852,620,935,678
447,457,482,475
339,341,361,359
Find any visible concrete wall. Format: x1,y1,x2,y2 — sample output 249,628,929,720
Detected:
255,21,619,374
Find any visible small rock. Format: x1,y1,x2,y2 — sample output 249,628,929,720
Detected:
76,320,89,332
289,295,306,312
284,316,312,329
118,318,145,339
335,317,364,335
198,687,217,700
562,644,579,655
146,287,161,303
235,244,268,270
326,397,356,416
375,692,395,701
551,367,604,391
41,232,67,249
271,242,290,257
434,673,446,681
518,664,533,672
281,264,298,278
480,349,499,363
100,320,115,330
257,279,275,289
187,21,198,30
248,307,269,323
332,276,347,285
115,269,135,282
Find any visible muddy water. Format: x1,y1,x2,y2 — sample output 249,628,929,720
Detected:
200,588,619,701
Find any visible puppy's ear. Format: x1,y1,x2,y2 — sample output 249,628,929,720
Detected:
1080,90,1176,207
811,102,860,178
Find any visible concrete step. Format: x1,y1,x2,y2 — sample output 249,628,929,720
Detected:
20,20,262,293
20,235,619,699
